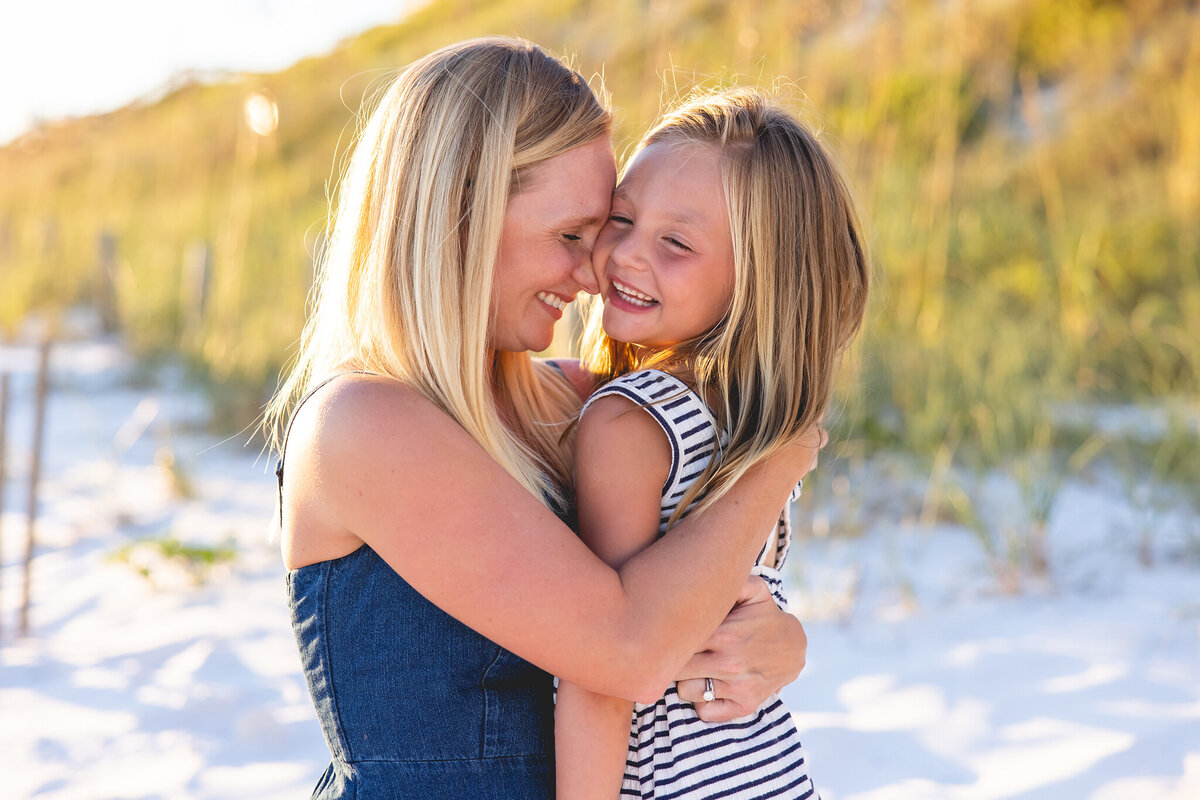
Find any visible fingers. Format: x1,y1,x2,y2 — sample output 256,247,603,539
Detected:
794,423,828,474
694,698,753,723
675,677,709,704
675,622,751,683
676,678,756,723
674,647,746,683
677,676,751,709
678,578,770,681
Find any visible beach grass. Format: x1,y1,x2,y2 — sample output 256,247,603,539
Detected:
0,0,1195,474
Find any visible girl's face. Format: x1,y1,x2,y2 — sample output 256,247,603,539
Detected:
490,137,616,353
592,141,735,350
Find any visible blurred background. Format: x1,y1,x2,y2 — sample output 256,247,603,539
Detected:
1,1,1197,798
3,0,1197,470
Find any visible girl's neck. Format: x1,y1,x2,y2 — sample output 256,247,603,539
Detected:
635,348,696,386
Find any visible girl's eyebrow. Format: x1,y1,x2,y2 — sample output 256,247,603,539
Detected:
667,210,703,228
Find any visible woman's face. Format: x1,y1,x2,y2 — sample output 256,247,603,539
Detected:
490,137,617,353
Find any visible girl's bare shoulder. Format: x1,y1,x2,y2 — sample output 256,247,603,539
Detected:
575,392,671,484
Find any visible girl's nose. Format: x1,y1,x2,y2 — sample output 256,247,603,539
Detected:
609,229,649,273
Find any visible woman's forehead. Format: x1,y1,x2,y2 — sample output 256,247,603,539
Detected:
517,138,616,221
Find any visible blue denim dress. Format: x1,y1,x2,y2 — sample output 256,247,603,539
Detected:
288,545,555,798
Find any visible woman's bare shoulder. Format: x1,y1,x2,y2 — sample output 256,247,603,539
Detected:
281,374,460,568
294,374,480,478
287,374,417,450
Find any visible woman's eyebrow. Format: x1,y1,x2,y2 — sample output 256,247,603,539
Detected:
559,212,608,228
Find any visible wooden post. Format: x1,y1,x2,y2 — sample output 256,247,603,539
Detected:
19,338,51,636
97,232,119,334
0,371,8,639
0,216,11,262
181,240,211,346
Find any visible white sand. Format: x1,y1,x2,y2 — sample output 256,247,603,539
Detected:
1,336,1196,799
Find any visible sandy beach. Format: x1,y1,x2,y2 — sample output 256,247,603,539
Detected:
1,335,1196,799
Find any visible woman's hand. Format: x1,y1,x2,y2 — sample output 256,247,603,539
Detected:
674,576,807,722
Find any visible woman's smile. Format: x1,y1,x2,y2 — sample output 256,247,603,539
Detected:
490,136,616,352
536,291,570,314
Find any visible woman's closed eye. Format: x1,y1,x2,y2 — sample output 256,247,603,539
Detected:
562,232,595,252
608,213,633,226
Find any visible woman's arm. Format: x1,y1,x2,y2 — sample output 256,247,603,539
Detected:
557,394,670,799
283,376,815,700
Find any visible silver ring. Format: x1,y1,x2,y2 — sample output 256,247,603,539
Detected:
702,677,715,703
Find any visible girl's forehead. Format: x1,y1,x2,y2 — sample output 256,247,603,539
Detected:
620,140,718,186
613,141,731,233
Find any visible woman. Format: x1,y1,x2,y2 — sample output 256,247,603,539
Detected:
265,38,816,798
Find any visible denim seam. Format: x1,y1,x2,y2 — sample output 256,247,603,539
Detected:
322,559,355,762
479,643,506,757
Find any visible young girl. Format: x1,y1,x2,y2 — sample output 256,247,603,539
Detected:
555,90,870,799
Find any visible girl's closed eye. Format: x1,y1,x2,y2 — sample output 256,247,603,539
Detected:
665,236,692,253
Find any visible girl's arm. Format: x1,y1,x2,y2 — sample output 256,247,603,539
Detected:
283,375,816,700
557,395,672,799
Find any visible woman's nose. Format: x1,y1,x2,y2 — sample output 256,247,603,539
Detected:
572,254,600,295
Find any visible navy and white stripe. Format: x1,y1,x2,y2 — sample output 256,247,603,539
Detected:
583,369,818,800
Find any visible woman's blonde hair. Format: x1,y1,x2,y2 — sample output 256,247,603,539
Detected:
580,88,869,527
265,37,610,509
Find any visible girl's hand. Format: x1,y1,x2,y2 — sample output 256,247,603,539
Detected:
674,576,807,722
797,423,829,476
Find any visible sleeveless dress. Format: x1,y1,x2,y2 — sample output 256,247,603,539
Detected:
278,374,557,799
582,369,819,800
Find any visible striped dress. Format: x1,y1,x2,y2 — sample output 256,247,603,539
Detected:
581,369,819,800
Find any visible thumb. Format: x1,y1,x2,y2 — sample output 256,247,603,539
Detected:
734,575,771,607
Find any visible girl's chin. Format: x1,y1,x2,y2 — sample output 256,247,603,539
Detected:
600,323,684,351
603,312,652,341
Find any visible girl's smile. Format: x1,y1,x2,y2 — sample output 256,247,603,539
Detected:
608,278,659,310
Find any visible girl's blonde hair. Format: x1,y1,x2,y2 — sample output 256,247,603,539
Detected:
580,89,869,527
264,37,610,509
